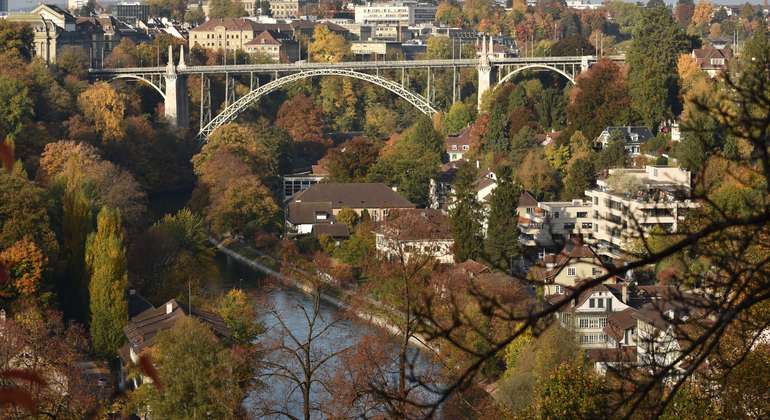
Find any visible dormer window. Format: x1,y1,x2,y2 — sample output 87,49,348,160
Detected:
315,212,328,221
567,267,576,276
710,58,725,66
462,145,469,151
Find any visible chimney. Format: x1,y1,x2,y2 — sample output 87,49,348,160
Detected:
166,301,174,314
621,283,628,304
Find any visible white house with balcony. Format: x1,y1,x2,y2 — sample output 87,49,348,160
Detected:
585,166,698,252
518,199,593,247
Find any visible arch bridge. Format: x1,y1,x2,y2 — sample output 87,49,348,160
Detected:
88,43,624,141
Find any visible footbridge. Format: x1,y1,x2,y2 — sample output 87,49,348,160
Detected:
88,39,624,141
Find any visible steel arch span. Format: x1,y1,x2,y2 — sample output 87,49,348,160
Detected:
197,68,438,141
497,64,577,86
109,74,166,99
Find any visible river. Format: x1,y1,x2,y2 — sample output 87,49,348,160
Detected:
215,253,444,418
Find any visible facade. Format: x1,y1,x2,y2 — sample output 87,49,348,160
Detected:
0,0,7,14
354,1,436,26
529,237,610,297
114,2,150,25
282,172,326,200
189,18,258,51
351,40,402,58
285,183,415,235
375,209,454,264
595,126,654,156
554,283,631,348
691,46,732,77
68,0,87,12
446,127,471,161
244,30,299,62
518,199,593,247
269,0,307,18
586,166,697,251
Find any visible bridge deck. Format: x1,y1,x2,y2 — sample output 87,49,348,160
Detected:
88,55,624,76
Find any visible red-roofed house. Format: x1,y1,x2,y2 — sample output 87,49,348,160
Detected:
691,46,732,77
244,30,299,62
446,127,472,161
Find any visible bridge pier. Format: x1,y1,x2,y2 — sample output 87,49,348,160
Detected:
477,35,497,111
163,46,189,129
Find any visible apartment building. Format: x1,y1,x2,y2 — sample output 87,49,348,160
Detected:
354,1,436,26
518,199,593,247
269,0,307,18
586,166,697,251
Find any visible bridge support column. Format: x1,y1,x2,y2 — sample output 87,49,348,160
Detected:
581,55,590,72
477,35,496,111
164,46,189,129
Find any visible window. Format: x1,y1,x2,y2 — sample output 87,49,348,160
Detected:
553,212,560,219
710,58,725,66
462,145,469,150
592,267,603,276
567,267,576,276
597,299,604,308
582,222,593,229
555,284,563,294
577,211,587,218
563,223,575,230
589,299,595,308
526,207,533,215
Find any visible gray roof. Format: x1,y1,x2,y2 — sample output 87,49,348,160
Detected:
312,223,350,238
287,201,332,225
291,183,414,210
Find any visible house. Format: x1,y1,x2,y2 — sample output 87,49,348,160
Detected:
119,299,230,388
268,0,308,19
528,237,611,296
585,166,697,252
286,183,415,235
446,127,471,162
595,126,654,156
691,46,732,77
429,161,460,209
518,199,593,248
375,208,454,264
475,169,497,203
552,283,632,349
244,30,299,62
282,170,326,200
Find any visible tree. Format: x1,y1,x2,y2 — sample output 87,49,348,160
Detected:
335,208,359,229
0,76,33,140
596,138,628,170
208,0,248,18
0,20,33,59
258,291,350,419
449,161,483,262
207,174,281,237
275,94,325,143
85,207,128,357
308,25,350,62
444,102,474,135
674,0,695,26
217,289,263,345
56,46,90,79
627,5,690,129
129,208,217,304
550,35,596,56
534,362,607,419
0,236,47,299
364,105,398,139
676,52,706,93
0,172,58,262
402,115,445,156
691,0,713,29
184,5,206,25
567,59,633,140
77,83,127,142
436,1,464,26
130,317,245,419
483,101,510,154
516,150,560,200
562,158,595,199
323,137,380,182
484,175,521,272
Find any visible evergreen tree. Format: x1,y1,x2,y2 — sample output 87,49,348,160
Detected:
61,186,93,322
483,101,510,154
563,159,596,200
449,161,483,262
627,5,690,130
484,174,521,272
86,206,128,357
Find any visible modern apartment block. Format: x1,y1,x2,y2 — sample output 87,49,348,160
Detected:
586,166,697,251
354,1,436,26
518,199,593,247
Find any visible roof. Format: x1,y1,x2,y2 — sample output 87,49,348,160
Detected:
246,30,283,46
518,191,538,207
287,201,332,225
604,308,637,340
191,18,256,32
291,183,414,210
446,126,471,148
692,46,732,61
127,291,154,318
123,299,230,355
587,346,637,364
454,259,491,276
535,237,605,283
312,223,350,238
377,208,452,241
599,126,654,145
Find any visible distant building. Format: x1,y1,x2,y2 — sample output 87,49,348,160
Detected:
375,208,454,264
282,171,325,200
351,40,402,59
446,127,471,162
0,0,8,15
691,46,732,77
114,2,150,26
354,1,436,26
595,126,654,156
586,166,697,251
285,183,415,235
529,237,611,297
269,0,308,18
244,30,299,62
68,0,87,12
518,199,593,248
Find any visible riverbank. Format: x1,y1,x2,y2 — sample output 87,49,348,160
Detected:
209,237,439,353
